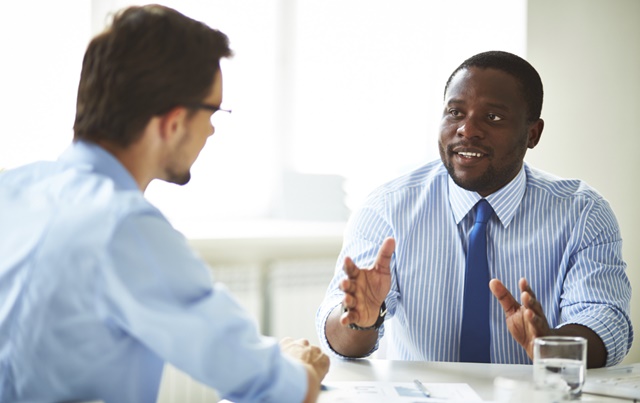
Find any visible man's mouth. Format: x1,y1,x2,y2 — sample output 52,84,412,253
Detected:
448,144,491,161
456,151,485,158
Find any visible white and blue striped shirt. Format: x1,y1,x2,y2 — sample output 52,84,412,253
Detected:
317,160,633,366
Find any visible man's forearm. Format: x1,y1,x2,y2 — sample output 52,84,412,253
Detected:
555,324,607,368
324,305,380,357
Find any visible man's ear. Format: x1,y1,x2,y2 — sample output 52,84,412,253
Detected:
527,118,544,149
158,107,188,142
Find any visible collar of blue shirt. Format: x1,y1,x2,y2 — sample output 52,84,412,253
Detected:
448,164,527,228
57,140,139,192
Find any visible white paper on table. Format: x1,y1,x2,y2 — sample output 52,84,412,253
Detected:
320,381,484,402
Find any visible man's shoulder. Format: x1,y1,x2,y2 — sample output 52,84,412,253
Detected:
0,160,59,186
525,165,604,203
371,160,447,198
1,160,159,227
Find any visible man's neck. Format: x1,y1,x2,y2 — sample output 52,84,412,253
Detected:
97,139,156,192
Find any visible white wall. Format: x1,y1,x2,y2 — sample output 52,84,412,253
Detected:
1,0,634,370
526,0,640,363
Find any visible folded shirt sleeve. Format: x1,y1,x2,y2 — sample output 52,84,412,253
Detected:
559,199,633,366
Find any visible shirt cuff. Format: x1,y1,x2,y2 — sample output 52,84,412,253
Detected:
559,306,632,366
316,295,383,359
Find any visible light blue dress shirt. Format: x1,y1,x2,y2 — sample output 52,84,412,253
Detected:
0,141,307,403
317,160,633,366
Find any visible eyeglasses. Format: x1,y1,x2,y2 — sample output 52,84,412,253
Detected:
186,103,232,115
185,103,232,126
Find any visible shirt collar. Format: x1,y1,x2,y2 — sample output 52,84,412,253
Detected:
58,140,140,191
448,164,527,227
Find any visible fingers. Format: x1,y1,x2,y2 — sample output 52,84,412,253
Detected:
340,238,393,308
304,346,331,382
339,277,353,295
339,238,394,328
519,277,550,336
492,277,551,357
342,237,396,278
522,303,548,340
280,338,330,382
279,336,294,347
519,278,544,317
343,256,359,279
373,237,395,273
339,304,360,326
338,263,363,326
339,258,357,298
341,292,356,311
280,336,310,347
489,278,521,315
313,350,331,379
519,277,537,299
339,295,362,325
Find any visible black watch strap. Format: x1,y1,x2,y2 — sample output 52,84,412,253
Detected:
348,301,387,331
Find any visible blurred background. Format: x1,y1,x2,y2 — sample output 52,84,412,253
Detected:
1,0,638,401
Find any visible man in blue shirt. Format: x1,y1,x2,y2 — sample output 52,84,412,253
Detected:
317,51,632,368
0,5,328,403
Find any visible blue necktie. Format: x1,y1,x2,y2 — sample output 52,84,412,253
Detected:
460,199,494,363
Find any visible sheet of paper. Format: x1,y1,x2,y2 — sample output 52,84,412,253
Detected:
320,381,484,402
583,363,640,400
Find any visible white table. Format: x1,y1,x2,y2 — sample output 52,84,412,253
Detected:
319,358,632,402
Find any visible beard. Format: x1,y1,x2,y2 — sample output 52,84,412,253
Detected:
165,169,191,186
164,128,194,186
439,140,526,195
445,161,501,193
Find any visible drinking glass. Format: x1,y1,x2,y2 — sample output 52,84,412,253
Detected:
533,336,587,401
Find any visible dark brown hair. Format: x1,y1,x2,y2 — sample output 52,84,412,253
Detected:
73,4,233,147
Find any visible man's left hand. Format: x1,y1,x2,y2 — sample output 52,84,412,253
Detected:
489,277,551,359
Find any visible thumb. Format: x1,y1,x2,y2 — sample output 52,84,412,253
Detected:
373,237,395,273
490,278,521,315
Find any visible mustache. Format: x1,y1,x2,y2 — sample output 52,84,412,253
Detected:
447,141,493,155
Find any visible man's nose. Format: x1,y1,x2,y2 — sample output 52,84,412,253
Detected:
456,115,485,139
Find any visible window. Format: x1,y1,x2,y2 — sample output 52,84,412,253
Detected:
1,0,526,236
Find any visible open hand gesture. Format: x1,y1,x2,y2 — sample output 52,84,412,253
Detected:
339,237,395,328
490,277,552,358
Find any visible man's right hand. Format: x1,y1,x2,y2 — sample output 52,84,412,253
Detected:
324,237,395,357
339,237,395,328
280,337,330,403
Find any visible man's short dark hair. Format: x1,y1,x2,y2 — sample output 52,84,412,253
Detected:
73,5,233,147
444,51,543,122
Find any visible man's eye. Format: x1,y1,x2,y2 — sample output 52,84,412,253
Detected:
488,113,502,121
449,109,461,117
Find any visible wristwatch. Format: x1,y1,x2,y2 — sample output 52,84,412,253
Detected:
347,301,387,331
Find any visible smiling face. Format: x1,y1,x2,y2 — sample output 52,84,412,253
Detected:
438,67,543,197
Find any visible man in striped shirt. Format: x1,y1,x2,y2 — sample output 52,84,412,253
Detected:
316,51,632,368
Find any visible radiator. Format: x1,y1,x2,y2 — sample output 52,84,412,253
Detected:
157,364,220,403
267,258,336,345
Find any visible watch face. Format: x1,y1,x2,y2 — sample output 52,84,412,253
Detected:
379,301,387,317
347,301,387,331
372,301,387,328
